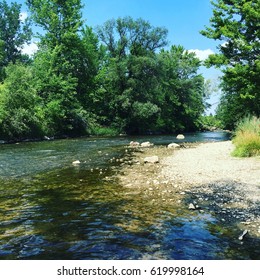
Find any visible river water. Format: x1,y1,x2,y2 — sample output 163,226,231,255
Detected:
0,132,259,259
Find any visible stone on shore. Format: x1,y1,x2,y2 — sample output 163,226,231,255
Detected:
144,156,159,164
188,203,196,210
72,160,81,165
141,141,154,147
129,141,140,147
168,143,180,149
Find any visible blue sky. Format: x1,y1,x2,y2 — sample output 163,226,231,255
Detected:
84,0,216,51
15,0,222,113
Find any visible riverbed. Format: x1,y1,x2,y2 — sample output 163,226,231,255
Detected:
0,132,260,259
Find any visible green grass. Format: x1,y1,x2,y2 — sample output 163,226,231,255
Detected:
232,116,260,157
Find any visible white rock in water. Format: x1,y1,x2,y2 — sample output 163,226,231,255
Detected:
144,156,159,164
72,160,81,165
168,143,180,149
176,134,185,139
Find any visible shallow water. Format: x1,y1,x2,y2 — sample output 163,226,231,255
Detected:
0,132,260,259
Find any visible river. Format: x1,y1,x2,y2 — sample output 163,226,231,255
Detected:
0,131,259,259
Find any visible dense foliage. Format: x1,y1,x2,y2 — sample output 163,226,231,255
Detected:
0,0,210,141
201,0,260,129
0,0,32,81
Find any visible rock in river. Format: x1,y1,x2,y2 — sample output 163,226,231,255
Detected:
176,134,185,140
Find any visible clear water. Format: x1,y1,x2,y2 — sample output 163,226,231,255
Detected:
0,132,260,260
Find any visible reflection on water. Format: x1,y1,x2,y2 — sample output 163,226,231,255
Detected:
1,132,260,259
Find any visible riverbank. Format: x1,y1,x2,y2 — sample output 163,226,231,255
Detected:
117,141,260,238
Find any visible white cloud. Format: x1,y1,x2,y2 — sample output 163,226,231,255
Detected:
19,12,28,22
21,42,38,56
188,49,215,61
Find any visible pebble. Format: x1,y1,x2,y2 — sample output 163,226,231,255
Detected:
188,203,196,210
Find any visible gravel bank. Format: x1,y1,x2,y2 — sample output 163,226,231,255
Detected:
118,140,260,238
161,140,260,237
162,141,260,186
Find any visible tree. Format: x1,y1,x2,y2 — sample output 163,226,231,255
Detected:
201,0,260,129
95,17,168,133
157,46,206,132
96,17,168,58
27,0,84,76
0,40,4,79
0,63,43,140
0,0,32,80
74,26,100,107
27,0,83,47
27,0,91,136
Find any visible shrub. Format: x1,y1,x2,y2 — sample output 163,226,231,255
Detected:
0,64,44,140
232,116,260,157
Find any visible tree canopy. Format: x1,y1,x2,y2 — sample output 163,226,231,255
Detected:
0,1,210,141
0,0,32,80
201,0,260,129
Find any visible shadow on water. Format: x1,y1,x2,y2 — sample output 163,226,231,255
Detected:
1,132,259,260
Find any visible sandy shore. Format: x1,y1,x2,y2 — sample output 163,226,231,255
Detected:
117,141,260,237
